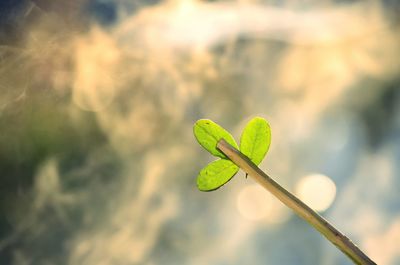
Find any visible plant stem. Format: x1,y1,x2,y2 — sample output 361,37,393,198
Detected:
217,139,376,265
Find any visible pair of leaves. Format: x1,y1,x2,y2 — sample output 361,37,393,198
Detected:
194,117,271,191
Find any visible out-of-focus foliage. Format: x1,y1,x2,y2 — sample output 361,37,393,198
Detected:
0,0,399,265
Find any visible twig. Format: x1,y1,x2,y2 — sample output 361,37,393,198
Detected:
217,139,376,265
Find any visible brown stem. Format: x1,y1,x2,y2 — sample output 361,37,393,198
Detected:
217,139,376,265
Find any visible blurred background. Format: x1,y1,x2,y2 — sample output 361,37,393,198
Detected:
0,0,399,264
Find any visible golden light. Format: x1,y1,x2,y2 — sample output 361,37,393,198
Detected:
72,28,119,112
237,184,289,223
295,173,337,212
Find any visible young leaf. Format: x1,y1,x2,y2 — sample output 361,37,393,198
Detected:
193,119,238,159
197,159,239,191
240,117,271,165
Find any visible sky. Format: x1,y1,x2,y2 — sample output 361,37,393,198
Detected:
0,0,399,264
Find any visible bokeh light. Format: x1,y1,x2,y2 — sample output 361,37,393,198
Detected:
237,184,290,223
295,174,337,212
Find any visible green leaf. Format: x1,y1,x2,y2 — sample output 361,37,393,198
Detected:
240,117,271,165
197,159,239,191
193,119,238,159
